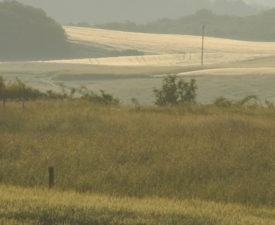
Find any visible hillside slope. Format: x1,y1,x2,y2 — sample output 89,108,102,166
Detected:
65,26,275,55
97,8,275,42
53,26,275,66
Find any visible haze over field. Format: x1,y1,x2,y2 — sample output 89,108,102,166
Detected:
16,0,270,24
0,1,275,224
1,1,275,104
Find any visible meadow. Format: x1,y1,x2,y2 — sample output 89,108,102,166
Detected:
1,27,275,224
0,101,274,206
1,185,274,225
0,99,275,224
1,16,275,225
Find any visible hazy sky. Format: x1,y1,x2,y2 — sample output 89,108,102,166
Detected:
245,0,275,6
15,0,274,24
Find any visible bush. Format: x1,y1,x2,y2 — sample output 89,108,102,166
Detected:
214,97,233,108
154,75,197,106
214,95,260,108
0,76,120,106
0,76,6,105
79,86,120,105
7,78,45,101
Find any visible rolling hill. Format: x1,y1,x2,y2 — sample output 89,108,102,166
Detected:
64,26,275,55
2,26,275,104
44,25,275,67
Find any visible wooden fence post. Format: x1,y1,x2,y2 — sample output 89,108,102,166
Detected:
48,167,54,189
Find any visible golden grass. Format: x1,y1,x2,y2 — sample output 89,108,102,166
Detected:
0,101,274,207
0,185,274,225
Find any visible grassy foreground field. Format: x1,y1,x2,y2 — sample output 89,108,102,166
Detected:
1,185,275,225
0,101,274,207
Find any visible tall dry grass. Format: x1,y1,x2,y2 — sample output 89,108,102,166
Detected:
0,101,274,206
1,185,274,225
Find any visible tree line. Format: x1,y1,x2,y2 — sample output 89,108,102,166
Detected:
97,8,275,42
0,1,69,61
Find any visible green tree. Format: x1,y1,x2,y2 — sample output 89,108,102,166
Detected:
154,75,197,106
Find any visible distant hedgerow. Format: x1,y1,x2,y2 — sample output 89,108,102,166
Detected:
0,76,120,106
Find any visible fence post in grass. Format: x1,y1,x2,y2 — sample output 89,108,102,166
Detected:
48,167,54,189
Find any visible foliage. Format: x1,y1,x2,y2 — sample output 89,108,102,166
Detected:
154,75,197,106
265,99,275,109
131,98,142,111
0,76,6,105
214,97,233,108
0,76,120,106
214,95,261,108
78,86,120,105
0,1,69,60
0,77,44,106
6,78,45,101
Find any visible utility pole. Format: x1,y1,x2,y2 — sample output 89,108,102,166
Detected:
201,24,205,66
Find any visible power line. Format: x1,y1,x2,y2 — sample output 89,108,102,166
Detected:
201,24,205,66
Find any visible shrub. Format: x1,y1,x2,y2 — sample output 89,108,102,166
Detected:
214,97,233,108
154,75,197,106
0,76,6,105
0,77,120,106
214,95,260,108
236,95,258,107
79,87,120,105
265,99,275,109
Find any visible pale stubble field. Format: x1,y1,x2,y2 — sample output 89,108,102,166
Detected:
1,26,275,104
